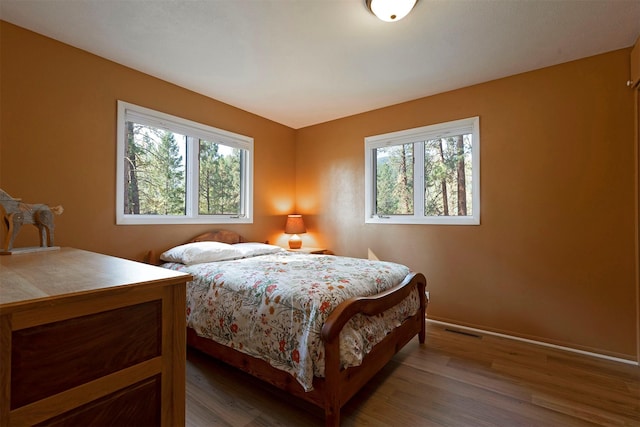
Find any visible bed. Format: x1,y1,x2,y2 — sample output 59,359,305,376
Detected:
153,230,427,426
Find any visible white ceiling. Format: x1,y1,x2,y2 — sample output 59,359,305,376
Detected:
1,0,639,129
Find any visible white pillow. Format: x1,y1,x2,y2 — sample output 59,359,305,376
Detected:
160,241,242,265
233,243,285,258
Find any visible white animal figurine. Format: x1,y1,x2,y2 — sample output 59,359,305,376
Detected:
0,189,63,252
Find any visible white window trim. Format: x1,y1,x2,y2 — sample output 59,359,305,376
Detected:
364,117,480,225
116,100,253,225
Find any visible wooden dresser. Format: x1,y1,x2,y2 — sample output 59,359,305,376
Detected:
0,248,192,426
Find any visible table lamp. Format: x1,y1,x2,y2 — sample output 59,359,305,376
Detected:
284,214,306,249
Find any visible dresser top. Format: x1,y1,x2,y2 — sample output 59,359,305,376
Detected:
0,247,190,312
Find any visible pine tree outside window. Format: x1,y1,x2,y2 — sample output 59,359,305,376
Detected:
365,117,480,225
116,101,253,225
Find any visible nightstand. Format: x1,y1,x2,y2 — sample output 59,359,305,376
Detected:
286,247,329,254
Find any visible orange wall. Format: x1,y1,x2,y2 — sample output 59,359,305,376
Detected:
1,21,638,360
296,49,638,360
0,22,297,260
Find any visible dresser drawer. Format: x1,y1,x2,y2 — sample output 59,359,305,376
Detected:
11,300,162,409
34,375,161,427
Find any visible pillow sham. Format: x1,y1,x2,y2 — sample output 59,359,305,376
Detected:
160,241,242,265
233,242,285,258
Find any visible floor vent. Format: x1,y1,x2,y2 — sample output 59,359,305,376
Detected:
445,328,482,339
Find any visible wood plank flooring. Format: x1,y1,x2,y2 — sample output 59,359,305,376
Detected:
186,322,639,426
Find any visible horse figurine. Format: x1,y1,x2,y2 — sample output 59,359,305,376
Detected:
0,189,63,253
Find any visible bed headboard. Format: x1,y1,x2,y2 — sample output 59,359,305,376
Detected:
188,230,246,244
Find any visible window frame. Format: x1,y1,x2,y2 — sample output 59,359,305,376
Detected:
116,100,253,225
364,116,480,225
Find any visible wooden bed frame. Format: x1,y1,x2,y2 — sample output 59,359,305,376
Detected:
155,230,427,427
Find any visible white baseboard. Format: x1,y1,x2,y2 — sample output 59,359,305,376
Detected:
427,319,639,366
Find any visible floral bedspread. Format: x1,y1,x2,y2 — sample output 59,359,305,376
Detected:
163,253,419,391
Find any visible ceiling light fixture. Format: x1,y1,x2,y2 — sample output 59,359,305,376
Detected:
366,0,418,22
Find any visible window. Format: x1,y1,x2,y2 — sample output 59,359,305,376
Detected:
365,117,480,225
116,101,253,225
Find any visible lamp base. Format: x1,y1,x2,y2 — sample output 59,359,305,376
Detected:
288,235,302,249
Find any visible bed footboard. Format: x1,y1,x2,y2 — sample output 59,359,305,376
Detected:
320,272,427,426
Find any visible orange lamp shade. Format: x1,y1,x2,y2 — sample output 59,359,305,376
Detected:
284,214,306,249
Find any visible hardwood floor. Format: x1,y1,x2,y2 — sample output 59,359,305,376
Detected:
186,321,640,426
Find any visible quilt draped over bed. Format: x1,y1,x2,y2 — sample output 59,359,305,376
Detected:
163,253,419,391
